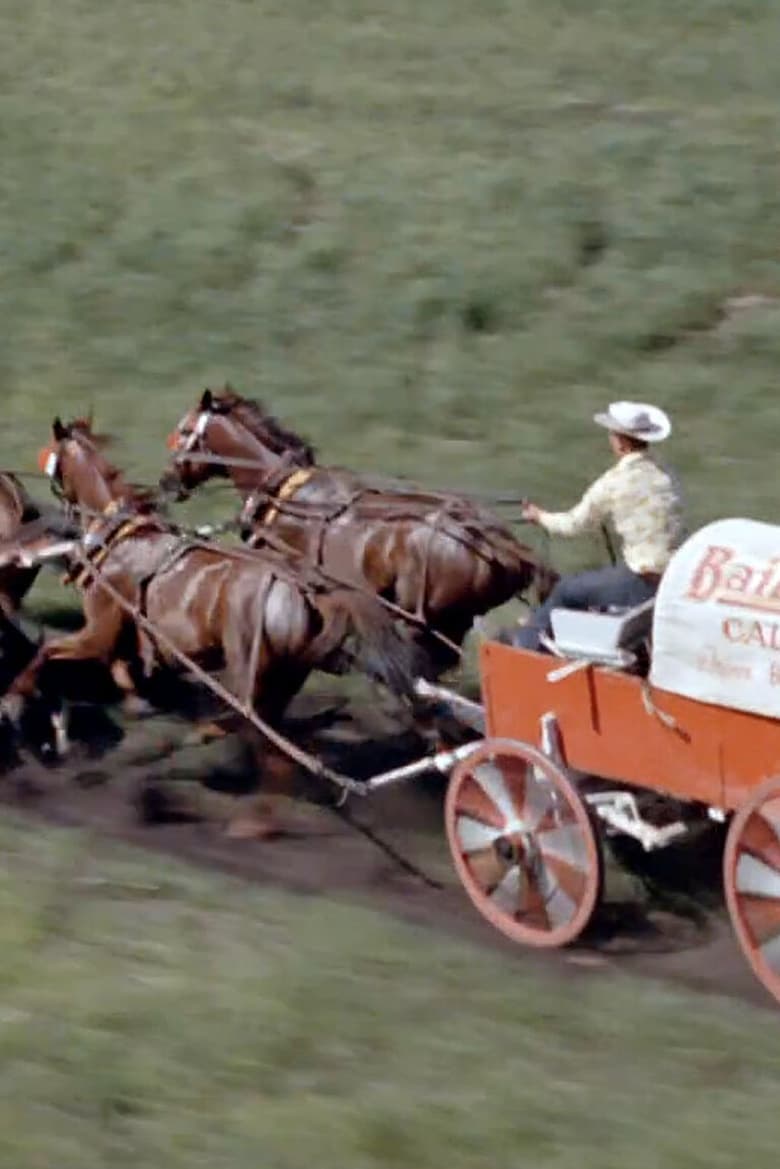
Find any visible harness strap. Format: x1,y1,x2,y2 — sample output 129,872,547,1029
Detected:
67,514,154,589
67,547,365,794
640,679,680,731
260,467,315,527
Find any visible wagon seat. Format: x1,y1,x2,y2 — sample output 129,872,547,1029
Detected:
540,595,656,676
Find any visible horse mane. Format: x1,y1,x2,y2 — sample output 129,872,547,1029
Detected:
211,385,317,465
68,416,113,448
65,418,158,511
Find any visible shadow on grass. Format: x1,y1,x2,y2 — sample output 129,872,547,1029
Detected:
28,603,84,633
580,822,728,956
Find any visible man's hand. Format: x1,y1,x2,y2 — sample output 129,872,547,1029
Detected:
521,501,542,524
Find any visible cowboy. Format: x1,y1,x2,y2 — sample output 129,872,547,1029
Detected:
507,400,684,651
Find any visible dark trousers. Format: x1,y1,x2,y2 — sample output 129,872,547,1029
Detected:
508,565,658,651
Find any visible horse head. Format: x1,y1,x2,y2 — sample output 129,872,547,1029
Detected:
161,384,316,501
38,415,154,520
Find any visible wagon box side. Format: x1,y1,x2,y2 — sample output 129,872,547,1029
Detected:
480,640,780,811
478,641,728,807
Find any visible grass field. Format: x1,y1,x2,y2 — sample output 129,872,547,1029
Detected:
3,0,780,1163
0,813,778,1169
5,0,780,543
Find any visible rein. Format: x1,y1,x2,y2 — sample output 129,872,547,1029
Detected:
26,444,550,657
170,450,530,508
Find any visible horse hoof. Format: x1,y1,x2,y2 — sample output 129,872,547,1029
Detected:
225,797,288,840
0,693,23,728
184,721,230,746
51,712,70,758
121,695,156,719
225,815,283,841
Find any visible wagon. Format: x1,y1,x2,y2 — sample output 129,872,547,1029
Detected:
363,517,780,1007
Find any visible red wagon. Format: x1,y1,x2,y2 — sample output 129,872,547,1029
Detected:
392,518,780,1006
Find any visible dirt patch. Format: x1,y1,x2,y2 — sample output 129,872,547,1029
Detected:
0,690,769,1011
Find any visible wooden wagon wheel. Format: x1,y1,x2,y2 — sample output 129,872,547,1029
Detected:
445,738,603,948
723,776,780,1006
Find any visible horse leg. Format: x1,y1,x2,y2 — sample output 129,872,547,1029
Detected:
223,644,311,840
223,738,297,840
186,714,242,746
108,658,157,719
4,592,125,756
186,612,270,747
226,679,314,840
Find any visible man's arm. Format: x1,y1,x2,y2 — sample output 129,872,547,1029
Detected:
533,471,611,537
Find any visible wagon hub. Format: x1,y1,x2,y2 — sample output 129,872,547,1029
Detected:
493,830,535,868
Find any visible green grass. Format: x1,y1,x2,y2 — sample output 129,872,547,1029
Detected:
0,812,777,1169
4,0,780,568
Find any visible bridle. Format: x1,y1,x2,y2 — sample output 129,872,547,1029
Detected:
167,406,295,504
168,409,212,457
38,440,68,506
38,433,120,522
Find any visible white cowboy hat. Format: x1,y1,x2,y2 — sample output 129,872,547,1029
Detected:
593,400,671,443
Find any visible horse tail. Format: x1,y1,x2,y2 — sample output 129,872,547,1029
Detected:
492,525,559,605
309,589,432,700
483,529,559,606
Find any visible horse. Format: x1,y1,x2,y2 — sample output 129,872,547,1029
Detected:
5,416,431,836
0,472,44,616
160,386,557,672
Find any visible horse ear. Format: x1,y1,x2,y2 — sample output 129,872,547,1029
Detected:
52,417,67,441
200,388,213,411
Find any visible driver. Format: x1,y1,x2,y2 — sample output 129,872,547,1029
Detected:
506,401,684,651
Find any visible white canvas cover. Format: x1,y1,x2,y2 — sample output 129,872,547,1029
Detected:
650,518,780,717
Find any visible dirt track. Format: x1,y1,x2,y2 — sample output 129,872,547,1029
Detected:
0,685,772,1015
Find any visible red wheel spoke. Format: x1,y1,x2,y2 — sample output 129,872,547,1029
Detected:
471,760,526,826
740,812,780,874
736,895,780,948
516,877,550,932
454,815,501,854
538,822,591,875
759,932,780,973
454,776,506,830
489,866,522,915
498,756,533,821
540,853,588,911
734,851,780,901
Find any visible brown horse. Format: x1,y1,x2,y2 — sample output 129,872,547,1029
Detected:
7,417,430,833
0,472,44,615
160,387,556,671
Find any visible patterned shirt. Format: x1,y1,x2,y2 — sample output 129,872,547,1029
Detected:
537,452,685,575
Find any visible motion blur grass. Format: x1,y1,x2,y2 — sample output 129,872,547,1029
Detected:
4,0,780,557
0,813,778,1169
